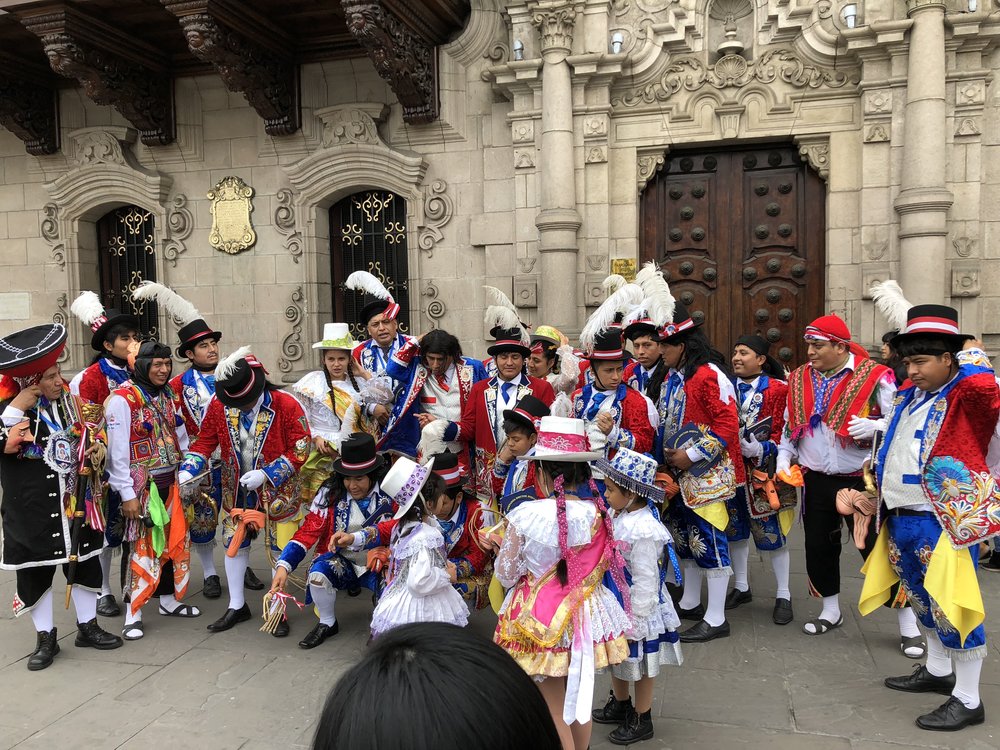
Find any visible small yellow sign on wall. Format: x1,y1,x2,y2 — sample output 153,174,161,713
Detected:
611,258,637,282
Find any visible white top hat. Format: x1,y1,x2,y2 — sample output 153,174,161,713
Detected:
312,322,358,351
525,416,602,463
382,457,436,520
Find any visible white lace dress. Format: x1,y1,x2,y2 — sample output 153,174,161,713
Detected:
370,520,470,637
612,506,683,681
494,497,630,725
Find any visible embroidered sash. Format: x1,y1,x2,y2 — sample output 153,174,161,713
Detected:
787,358,886,439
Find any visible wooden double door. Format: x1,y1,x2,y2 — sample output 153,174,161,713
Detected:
639,144,826,368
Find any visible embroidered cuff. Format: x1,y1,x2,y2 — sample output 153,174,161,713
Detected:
180,453,207,477
263,456,295,487
278,539,307,570
451,558,473,579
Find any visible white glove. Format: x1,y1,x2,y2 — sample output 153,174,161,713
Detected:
177,470,194,485
847,415,878,441
776,453,792,477
739,436,763,460
239,469,267,491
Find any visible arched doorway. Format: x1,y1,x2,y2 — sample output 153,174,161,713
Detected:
96,205,160,338
329,190,411,338
640,143,826,368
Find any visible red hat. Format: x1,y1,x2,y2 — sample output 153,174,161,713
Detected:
803,314,851,344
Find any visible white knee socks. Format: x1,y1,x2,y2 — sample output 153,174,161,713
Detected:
803,595,841,634
71,587,97,623
952,656,984,709
29,590,54,632
679,561,704,610
730,540,750,592
194,544,217,579
310,584,337,626
99,547,114,597
924,631,952,677
897,607,921,639
704,575,729,627
224,551,249,610
770,547,792,600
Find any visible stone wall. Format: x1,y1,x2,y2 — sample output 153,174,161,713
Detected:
2,0,1000,373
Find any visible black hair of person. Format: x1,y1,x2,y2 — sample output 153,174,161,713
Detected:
536,459,594,585
674,328,731,380
94,322,140,365
502,418,535,438
315,462,387,509
321,351,362,427
894,336,963,359
881,329,900,345
420,329,463,364
312,622,562,750
644,358,667,401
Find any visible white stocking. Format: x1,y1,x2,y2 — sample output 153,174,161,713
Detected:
770,547,792,600
952,656,984,709
194,544,217,579
29,590,54,633
704,574,729,627
224,550,249,610
729,539,750,592
99,547,114,597
924,631,952,677
71,587,97,623
310,584,337,626
678,561,703,610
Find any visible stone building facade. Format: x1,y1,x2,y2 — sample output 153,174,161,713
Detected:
0,0,998,377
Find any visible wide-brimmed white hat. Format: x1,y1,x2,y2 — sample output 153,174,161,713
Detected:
383,457,436,520
524,416,602,463
312,322,358,351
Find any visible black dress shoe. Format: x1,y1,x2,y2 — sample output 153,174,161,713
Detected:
592,690,632,725
75,618,123,650
27,629,59,671
298,621,339,649
244,568,265,591
772,598,793,625
203,575,222,599
679,619,730,643
916,696,985,731
677,603,705,620
609,708,654,745
885,664,956,695
725,587,752,610
96,594,121,618
207,603,252,632
272,619,290,638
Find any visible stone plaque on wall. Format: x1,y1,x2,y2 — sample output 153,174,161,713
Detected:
208,176,257,255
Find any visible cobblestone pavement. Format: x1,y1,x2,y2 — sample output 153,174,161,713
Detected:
0,532,997,750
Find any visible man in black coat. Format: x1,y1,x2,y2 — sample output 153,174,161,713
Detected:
0,323,122,670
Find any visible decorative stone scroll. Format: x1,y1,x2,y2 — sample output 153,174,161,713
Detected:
417,180,454,257
423,282,446,328
277,286,305,373
163,194,194,267
274,189,304,264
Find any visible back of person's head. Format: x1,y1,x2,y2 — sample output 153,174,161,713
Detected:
313,622,561,750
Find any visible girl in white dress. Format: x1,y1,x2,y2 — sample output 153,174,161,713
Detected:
369,458,469,638
591,448,683,746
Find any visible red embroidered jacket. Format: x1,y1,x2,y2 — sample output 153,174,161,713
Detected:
680,365,746,486
451,375,554,503
571,384,654,458
180,389,310,522
76,360,128,405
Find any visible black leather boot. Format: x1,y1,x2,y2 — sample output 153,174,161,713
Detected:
75,618,124,650
592,690,632,725
27,628,60,671
609,708,655,745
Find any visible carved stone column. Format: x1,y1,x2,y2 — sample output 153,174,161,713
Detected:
895,0,952,304
532,1,582,330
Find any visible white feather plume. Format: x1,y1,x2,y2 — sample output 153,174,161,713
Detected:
484,305,529,344
215,345,252,381
870,279,912,331
580,283,645,352
482,285,522,317
345,271,394,302
417,419,449,461
70,291,106,328
602,274,627,294
635,261,676,328
131,281,201,326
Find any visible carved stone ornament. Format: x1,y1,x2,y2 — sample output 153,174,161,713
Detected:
0,53,59,156
864,123,891,143
794,135,830,182
162,0,300,136
637,150,667,193
517,257,538,274
952,263,980,298
531,2,577,56
163,194,194,267
423,282,446,329
952,236,977,258
319,107,381,147
21,7,174,146
52,294,70,364
955,118,981,137
208,176,257,255
274,188,304,264
617,48,858,108
341,0,439,124
277,286,305,373
417,180,454,258
514,148,536,169
586,146,608,163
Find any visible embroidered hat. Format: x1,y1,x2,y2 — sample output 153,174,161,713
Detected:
595,448,666,504
70,291,141,352
890,304,973,350
383,456,436,520
331,432,385,477
431,451,465,488
312,322,360,351
657,302,701,342
0,324,67,378
587,328,626,361
524,416,602,462
214,346,268,408
502,393,550,434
